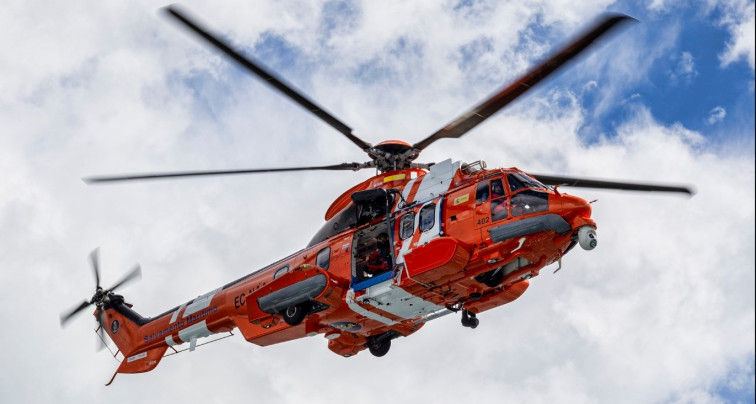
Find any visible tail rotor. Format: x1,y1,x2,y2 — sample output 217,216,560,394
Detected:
60,248,142,350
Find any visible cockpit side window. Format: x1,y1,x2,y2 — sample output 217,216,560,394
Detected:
490,179,508,221
508,173,548,191
475,181,490,203
507,174,526,193
491,179,505,198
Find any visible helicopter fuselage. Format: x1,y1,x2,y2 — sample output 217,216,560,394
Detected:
99,159,595,376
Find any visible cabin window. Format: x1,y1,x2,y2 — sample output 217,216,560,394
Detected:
399,212,415,240
273,265,290,279
475,181,489,203
419,204,436,232
317,247,331,270
511,190,549,216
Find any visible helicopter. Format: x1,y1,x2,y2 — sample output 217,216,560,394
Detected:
59,5,694,385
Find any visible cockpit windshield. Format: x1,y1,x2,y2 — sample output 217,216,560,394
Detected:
507,172,549,192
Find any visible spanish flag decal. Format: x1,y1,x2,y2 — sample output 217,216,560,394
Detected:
383,174,406,183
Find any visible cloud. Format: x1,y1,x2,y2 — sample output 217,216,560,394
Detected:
706,106,727,124
669,51,699,84
718,0,755,71
678,51,697,75
642,0,754,72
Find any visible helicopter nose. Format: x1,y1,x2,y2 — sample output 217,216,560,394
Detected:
559,194,591,218
555,193,597,250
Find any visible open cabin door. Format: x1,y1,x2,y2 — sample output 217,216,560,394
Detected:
347,197,449,324
351,222,394,291
349,188,397,291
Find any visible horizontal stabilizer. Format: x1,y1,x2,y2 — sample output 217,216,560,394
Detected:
106,346,169,386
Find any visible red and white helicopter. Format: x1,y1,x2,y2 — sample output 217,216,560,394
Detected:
60,5,693,385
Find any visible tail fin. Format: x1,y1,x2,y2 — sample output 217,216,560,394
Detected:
101,295,168,385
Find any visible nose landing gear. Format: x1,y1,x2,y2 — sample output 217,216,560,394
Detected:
461,310,479,329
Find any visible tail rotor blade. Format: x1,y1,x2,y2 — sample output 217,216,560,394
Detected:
96,307,107,351
107,264,142,293
60,301,92,327
90,248,101,288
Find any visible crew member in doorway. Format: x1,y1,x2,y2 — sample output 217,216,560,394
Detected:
365,233,391,275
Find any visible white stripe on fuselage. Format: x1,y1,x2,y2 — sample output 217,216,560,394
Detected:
401,177,418,203
184,288,220,317
169,302,187,324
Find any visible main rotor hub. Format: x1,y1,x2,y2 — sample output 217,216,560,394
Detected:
368,140,421,172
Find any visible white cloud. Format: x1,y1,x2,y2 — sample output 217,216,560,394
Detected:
1,1,753,403
642,0,754,72
678,51,697,75
718,0,755,71
669,51,699,84
707,105,727,124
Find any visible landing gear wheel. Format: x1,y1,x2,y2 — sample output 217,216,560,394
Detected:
368,337,391,357
283,302,308,326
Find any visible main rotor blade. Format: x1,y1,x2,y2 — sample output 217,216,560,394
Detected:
531,173,695,195
163,5,372,151
106,264,142,293
413,14,636,151
84,162,366,184
60,301,92,327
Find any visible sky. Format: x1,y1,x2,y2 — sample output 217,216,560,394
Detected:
1,0,754,403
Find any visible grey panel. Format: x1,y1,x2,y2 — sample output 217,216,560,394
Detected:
488,214,571,243
257,274,328,314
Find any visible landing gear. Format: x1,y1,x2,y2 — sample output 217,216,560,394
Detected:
367,331,398,357
282,302,309,326
461,310,479,329
368,337,391,357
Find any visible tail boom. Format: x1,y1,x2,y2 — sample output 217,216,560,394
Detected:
99,288,234,382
